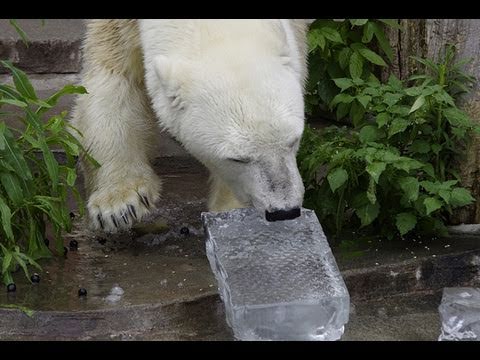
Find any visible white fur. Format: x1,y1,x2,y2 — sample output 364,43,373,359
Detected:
72,19,309,232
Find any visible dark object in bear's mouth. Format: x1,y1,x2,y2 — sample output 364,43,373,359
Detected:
180,227,190,235
6,283,16,293
78,288,87,297
31,274,40,284
69,240,78,250
265,208,301,222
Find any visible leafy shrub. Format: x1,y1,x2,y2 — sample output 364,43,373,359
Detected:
305,19,401,119
0,23,94,285
300,29,477,240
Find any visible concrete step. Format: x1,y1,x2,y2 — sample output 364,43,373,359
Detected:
0,19,84,74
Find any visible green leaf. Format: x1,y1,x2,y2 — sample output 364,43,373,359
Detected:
359,125,380,143
396,212,417,236
350,100,366,127
367,177,377,204
349,51,364,79
0,196,14,241
327,167,349,193
409,140,430,154
0,123,33,180
366,162,386,183
420,181,439,194
0,173,24,206
332,78,354,92
449,188,475,207
424,197,443,215
350,19,369,26
362,22,375,43
338,48,351,69
320,27,343,43
431,144,442,154
409,95,426,114
392,158,424,172
307,29,325,51
12,252,30,281
0,60,37,100
372,23,394,62
444,107,471,127
330,93,355,107
357,48,387,66
439,189,451,204
399,177,419,202
378,19,403,30
404,86,423,97
65,167,77,187
356,95,372,108
384,92,403,106
9,19,29,46
336,102,351,120
1,250,13,275
376,112,390,128
0,98,28,107
388,118,409,137
356,202,380,227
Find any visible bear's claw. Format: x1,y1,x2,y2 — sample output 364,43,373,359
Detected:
87,176,162,233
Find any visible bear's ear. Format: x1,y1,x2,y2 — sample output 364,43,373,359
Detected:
277,20,303,78
153,55,190,95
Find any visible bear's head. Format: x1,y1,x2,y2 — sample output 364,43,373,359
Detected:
148,30,306,221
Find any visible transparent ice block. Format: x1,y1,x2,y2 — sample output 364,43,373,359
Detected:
438,287,480,341
202,207,350,341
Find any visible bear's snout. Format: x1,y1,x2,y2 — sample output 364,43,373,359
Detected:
265,208,301,222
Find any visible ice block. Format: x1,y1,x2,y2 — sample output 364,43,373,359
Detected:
202,207,350,341
438,287,480,341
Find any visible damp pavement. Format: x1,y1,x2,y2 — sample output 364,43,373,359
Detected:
1,157,479,341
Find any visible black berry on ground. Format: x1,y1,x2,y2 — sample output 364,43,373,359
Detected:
180,227,189,235
69,240,78,250
78,288,87,297
31,273,40,283
7,283,16,292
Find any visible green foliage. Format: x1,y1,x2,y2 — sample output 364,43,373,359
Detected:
0,23,94,285
299,39,477,240
305,19,397,119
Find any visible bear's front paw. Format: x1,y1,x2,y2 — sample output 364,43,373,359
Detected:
87,176,162,233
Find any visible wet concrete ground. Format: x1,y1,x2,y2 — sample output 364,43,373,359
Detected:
0,157,479,341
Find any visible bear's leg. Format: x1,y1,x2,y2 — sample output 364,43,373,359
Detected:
72,70,162,233
208,174,245,211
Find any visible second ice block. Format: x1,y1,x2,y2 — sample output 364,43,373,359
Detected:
202,207,350,341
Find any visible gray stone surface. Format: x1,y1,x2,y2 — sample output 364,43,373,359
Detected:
0,19,85,73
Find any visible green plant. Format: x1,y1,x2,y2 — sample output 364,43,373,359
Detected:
305,19,401,119
0,23,96,285
299,44,477,240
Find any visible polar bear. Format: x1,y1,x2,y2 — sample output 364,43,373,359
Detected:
71,19,309,233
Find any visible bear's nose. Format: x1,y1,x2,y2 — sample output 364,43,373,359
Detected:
265,208,301,222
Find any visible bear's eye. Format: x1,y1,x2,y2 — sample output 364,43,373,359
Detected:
228,158,251,164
